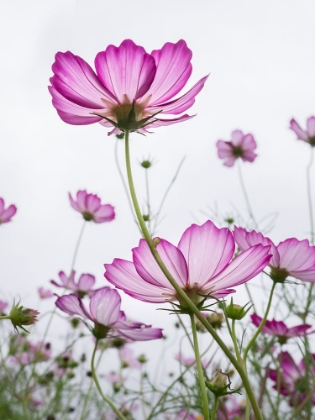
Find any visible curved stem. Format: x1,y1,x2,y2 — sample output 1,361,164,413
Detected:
69,221,86,274
190,314,209,420
124,131,262,420
237,160,257,229
243,282,276,363
306,148,314,245
91,340,127,420
231,320,243,365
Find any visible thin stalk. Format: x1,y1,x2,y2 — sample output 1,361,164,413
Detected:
231,320,243,365
243,282,276,362
144,168,152,234
124,130,262,420
237,160,258,229
210,396,219,420
91,340,127,420
190,314,209,420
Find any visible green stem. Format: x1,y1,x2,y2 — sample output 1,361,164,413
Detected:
243,282,277,363
91,340,127,420
210,396,219,420
190,314,209,420
124,130,262,420
231,320,243,365
237,160,258,229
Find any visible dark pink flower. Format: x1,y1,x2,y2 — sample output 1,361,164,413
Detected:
51,270,97,297
0,198,17,224
290,117,315,146
55,287,163,341
69,190,115,223
250,313,314,344
216,130,257,167
104,220,271,304
37,287,54,299
49,39,208,135
234,227,315,283
269,351,315,406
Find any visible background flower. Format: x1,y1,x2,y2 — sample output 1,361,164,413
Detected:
51,270,97,297
0,198,17,224
290,117,315,146
216,130,257,167
69,190,115,223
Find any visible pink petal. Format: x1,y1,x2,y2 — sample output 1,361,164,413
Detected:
117,325,163,341
95,40,156,103
76,190,88,211
0,198,4,213
133,239,188,288
51,51,115,107
147,40,192,104
89,288,121,326
77,274,95,291
55,294,90,319
142,114,195,129
104,259,174,303
93,204,115,223
85,194,101,213
178,221,235,287
289,119,308,141
68,192,81,211
289,268,315,282
230,130,244,145
277,238,315,271
216,140,234,158
205,244,271,292
0,205,17,222
148,75,208,115
307,116,315,138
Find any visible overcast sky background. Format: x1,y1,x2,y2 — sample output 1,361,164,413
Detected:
1,0,315,360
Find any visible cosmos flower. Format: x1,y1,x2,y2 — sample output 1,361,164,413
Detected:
269,351,315,406
250,313,314,344
216,130,257,167
234,227,315,283
290,117,315,146
37,287,54,299
0,198,17,224
104,220,271,304
49,39,208,135
51,270,97,297
55,287,163,341
69,190,115,223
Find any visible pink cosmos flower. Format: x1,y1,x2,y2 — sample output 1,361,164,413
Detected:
37,287,54,299
234,227,315,283
55,287,163,341
0,198,17,224
69,190,115,223
119,347,141,369
216,130,257,167
104,220,271,304
51,270,97,297
49,39,208,135
0,300,8,313
251,313,314,344
269,351,315,406
290,117,315,146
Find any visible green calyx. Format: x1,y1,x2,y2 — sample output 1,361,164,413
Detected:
205,368,242,397
223,298,252,320
269,266,289,283
92,323,110,340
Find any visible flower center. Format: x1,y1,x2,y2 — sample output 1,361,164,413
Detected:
82,211,94,222
232,146,244,158
269,266,289,283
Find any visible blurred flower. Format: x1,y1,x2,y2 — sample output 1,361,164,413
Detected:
0,198,17,224
49,39,208,135
119,347,141,369
269,351,315,406
0,300,8,313
216,130,257,167
9,335,51,365
51,270,97,297
105,220,271,305
38,287,54,299
55,287,163,341
8,301,39,332
290,117,315,146
175,352,195,367
69,190,115,223
234,227,315,283
195,311,224,332
217,395,246,419
251,313,314,344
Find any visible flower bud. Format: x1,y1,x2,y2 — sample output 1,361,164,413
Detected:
8,301,39,332
224,298,252,320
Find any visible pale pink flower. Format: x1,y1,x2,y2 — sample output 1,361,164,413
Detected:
0,198,17,224
175,352,196,367
269,351,315,406
251,313,314,344
104,220,271,304
10,338,51,365
55,287,163,341
49,39,208,135
69,190,115,223
290,117,315,146
217,395,246,419
216,130,257,167
51,270,97,297
119,347,141,369
0,300,8,313
234,227,315,283
37,287,54,299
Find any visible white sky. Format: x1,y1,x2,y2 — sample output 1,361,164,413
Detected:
1,0,315,353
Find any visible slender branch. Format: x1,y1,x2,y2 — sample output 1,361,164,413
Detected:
237,161,258,229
